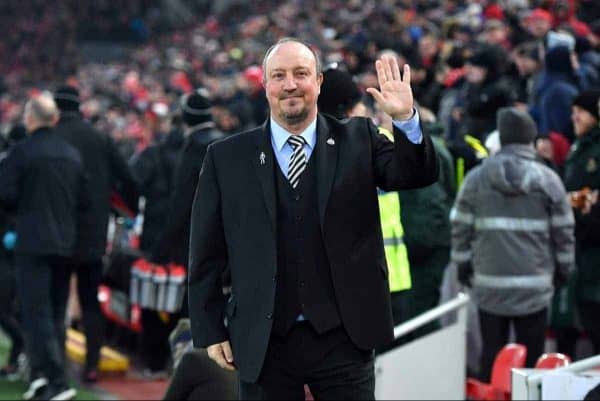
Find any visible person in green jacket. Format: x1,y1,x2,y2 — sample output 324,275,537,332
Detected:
563,90,600,356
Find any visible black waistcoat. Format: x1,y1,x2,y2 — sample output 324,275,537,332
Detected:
272,145,341,337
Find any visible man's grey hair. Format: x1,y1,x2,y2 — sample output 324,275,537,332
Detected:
261,37,322,82
26,92,59,127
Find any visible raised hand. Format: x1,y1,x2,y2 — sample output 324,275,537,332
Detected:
366,55,414,121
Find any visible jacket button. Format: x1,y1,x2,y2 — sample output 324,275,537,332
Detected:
266,313,273,320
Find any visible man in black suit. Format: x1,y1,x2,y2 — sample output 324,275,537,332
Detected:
188,38,438,400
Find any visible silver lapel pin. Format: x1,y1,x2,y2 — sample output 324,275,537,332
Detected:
327,138,335,146
259,152,266,165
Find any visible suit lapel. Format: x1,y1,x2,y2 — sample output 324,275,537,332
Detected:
315,114,338,227
253,122,277,235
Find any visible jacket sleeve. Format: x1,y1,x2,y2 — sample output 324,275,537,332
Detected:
0,146,24,211
548,177,576,281
152,143,207,263
129,148,155,197
188,145,229,348
107,136,139,214
450,169,479,266
371,118,439,191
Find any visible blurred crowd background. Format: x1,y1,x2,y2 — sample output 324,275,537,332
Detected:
1,0,598,159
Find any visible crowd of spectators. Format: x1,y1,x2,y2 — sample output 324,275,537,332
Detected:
0,0,597,161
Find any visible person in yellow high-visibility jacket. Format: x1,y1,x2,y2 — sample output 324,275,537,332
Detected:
378,189,412,324
377,128,413,326
317,67,413,326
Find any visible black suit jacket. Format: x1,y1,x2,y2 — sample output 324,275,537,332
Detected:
188,113,438,382
0,127,89,256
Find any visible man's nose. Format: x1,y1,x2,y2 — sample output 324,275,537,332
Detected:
282,75,298,90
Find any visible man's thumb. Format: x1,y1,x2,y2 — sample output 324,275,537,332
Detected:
222,341,234,363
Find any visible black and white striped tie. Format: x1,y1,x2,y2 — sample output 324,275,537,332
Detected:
287,135,307,189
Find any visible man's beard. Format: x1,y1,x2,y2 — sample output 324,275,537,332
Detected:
280,107,309,125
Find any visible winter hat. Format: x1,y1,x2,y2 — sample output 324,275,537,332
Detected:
497,107,538,145
524,8,553,25
318,68,362,119
53,85,80,112
572,90,600,120
467,45,504,77
180,89,212,126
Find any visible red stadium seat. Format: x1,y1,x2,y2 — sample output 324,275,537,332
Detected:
535,353,571,369
466,343,527,400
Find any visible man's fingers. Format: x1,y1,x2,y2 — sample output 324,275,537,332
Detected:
207,342,236,371
366,88,385,104
382,55,394,83
206,343,222,362
375,60,386,88
222,341,234,364
402,64,411,84
391,57,401,81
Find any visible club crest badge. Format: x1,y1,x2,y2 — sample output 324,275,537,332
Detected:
586,158,598,173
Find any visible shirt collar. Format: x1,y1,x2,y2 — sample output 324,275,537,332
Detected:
270,116,317,152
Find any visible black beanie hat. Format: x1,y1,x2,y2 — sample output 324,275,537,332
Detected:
54,85,80,112
572,89,600,120
498,107,538,145
181,89,212,126
318,68,362,119
468,46,501,71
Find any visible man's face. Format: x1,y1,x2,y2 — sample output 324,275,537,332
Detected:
264,42,322,128
465,63,487,84
418,36,438,60
514,54,539,77
485,26,507,45
527,18,551,39
572,105,598,137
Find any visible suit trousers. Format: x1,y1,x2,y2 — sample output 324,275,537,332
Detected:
0,255,24,365
240,322,375,400
478,308,547,381
15,253,70,386
71,259,104,372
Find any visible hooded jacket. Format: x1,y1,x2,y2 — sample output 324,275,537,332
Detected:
532,46,579,141
450,144,575,315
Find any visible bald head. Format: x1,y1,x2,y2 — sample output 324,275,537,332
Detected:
262,38,322,83
24,92,59,133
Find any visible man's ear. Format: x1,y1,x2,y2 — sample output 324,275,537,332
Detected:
317,72,324,94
